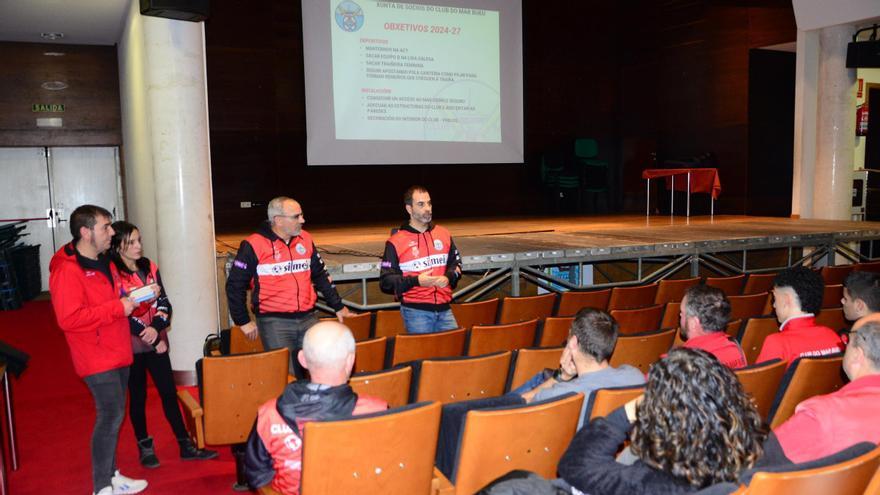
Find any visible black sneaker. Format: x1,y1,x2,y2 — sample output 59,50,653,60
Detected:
178,438,219,461
137,437,160,469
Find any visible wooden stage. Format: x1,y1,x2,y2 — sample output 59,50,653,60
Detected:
216,215,880,298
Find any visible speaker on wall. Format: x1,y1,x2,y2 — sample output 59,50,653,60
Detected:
140,0,209,22
847,41,880,68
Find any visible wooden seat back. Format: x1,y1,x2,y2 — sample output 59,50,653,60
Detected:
743,273,776,295
467,319,538,356
585,385,646,421
451,298,499,329
416,352,512,404
864,462,880,494
556,289,611,316
654,277,701,304
705,274,746,295
340,312,372,341
497,294,556,324
607,283,659,310
822,284,843,309
814,307,849,333
538,317,572,347
729,293,770,321
768,355,845,428
660,302,680,330
354,336,386,373
452,393,584,495
391,328,466,366
734,359,787,419
349,366,413,409
820,265,853,286
726,319,743,338
300,402,442,495
375,309,406,338
610,304,664,334
856,261,880,273
740,317,780,364
609,328,676,373
230,325,265,354
508,347,564,391
202,348,289,445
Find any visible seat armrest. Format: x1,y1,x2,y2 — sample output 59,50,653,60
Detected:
177,389,206,449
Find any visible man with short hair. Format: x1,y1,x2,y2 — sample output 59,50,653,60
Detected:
227,196,351,378
679,285,747,369
756,266,844,368
841,270,880,322
243,321,388,494
49,205,148,495
771,321,880,462
518,308,645,429
380,186,462,333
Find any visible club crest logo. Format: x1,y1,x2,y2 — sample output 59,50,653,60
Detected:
335,1,364,32
433,239,443,250
411,247,419,256
295,243,307,255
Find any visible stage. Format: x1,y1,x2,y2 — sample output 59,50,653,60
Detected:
215,215,880,309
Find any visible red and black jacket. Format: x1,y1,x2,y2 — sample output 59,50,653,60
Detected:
113,257,172,353
379,223,462,311
226,222,344,325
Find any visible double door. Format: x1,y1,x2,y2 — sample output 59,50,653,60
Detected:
0,147,123,292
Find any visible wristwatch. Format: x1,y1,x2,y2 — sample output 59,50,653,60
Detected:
553,367,574,382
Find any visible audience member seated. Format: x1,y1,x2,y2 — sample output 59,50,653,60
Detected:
558,348,767,494
842,271,880,326
756,267,844,368
677,285,747,369
769,321,880,463
243,321,388,495
513,308,645,429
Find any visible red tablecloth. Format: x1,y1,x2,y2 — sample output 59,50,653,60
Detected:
641,168,722,199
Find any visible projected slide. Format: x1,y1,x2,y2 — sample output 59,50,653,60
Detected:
330,1,500,143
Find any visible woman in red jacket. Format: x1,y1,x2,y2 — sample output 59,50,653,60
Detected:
110,221,217,467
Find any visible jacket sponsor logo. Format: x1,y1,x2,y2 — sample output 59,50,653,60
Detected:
411,247,419,256
283,434,302,452
270,423,293,434
234,260,248,270
85,271,96,277
295,243,307,255
399,254,448,272
273,248,282,261
434,239,443,250
257,259,312,276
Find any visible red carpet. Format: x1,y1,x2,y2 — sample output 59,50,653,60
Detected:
0,301,240,495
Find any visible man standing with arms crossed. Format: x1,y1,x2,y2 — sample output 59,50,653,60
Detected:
380,186,462,333
227,196,351,378
50,205,148,495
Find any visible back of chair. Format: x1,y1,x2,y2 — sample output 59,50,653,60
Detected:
341,312,372,341
202,348,290,445
743,273,776,295
729,293,770,321
416,352,512,404
451,298,500,329
822,284,843,309
814,307,849,333
864,461,880,494
375,309,406,338
349,366,412,408
609,328,676,373
354,337,386,373
301,402,442,495
539,317,573,347
705,274,746,296
820,265,853,286
856,261,880,273
556,289,611,316
737,444,880,495
453,393,584,495
726,319,743,338
610,304,664,334
768,355,845,429
660,302,680,330
734,359,787,419
391,328,466,366
508,347,564,391
230,325,265,354
607,283,659,310
468,319,538,356
585,385,646,421
654,277,701,304
497,294,556,324
740,317,780,365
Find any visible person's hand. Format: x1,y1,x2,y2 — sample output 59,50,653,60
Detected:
140,326,159,345
240,321,258,341
434,276,449,288
155,341,168,354
624,394,644,423
120,297,136,316
336,307,354,322
418,273,436,287
558,346,577,381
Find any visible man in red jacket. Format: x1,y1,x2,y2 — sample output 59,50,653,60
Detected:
49,205,148,495
380,186,462,333
679,285,747,369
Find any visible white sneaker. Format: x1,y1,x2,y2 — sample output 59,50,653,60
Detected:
94,487,112,495
111,470,148,494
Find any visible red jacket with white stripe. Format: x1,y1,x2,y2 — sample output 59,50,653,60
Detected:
379,223,461,310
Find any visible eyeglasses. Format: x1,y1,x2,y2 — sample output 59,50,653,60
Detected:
275,214,302,220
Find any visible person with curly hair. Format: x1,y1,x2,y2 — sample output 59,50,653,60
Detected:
558,348,767,494
756,266,844,368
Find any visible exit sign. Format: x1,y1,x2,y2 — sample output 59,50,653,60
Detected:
32,104,65,112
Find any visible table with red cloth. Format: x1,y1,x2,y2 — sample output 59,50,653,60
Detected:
641,168,722,216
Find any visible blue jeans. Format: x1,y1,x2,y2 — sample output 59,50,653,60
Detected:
257,313,319,378
83,366,130,492
510,370,551,395
400,306,459,334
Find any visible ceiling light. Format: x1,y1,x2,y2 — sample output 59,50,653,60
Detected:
41,81,68,91
43,52,65,57
40,32,64,40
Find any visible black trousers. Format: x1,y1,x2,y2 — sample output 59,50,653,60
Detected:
128,350,188,442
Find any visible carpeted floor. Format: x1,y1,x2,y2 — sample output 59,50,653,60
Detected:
0,300,240,495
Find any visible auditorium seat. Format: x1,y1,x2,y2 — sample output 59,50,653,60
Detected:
349,365,413,409
767,354,845,429
390,328,466,366
610,304,664,334
742,272,777,295
467,319,538,356
728,293,770,321
660,302,681,330
705,274,745,296
814,307,849,333
726,318,743,338
354,336,386,373
855,260,880,273
733,359,787,420
229,325,264,355
822,284,843,309
555,288,611,316
508,347,564,391
609,328,676,373
583,385,645,421
654,277,701,305
538,317,573,347
607,283,659,310
739,317,780,364
374,309,406,338
451,298,499,329
820,264,853,286
414,351,512,404
320,312,372,341
497,293,556,324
